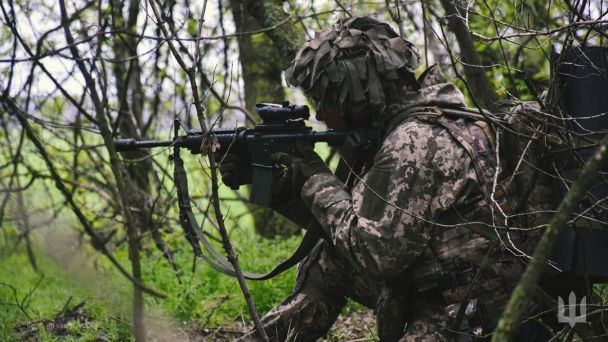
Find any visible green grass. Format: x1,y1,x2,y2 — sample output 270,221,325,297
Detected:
137,232,300,327
0,215,300,341
0,136,346,340
0,250,132,341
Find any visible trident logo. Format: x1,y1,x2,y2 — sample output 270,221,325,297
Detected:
557,291,587,327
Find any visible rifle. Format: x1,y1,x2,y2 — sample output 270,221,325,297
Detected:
114,102,347,207
113,102,377,280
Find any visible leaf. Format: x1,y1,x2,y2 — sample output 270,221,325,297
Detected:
344,59,365,102
309,41,332,88
367,57,384,105
186,18,198,37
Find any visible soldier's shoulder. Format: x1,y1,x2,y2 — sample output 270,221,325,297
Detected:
383,116,457,149
378,117,466,171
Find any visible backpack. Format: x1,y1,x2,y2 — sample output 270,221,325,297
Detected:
501,45,608,283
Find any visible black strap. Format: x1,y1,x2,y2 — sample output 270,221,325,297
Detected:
174,144,322,280
382,105,495,138
173,128,376,280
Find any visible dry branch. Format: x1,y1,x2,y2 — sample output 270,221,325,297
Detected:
1,96,166,300
147,0,268,339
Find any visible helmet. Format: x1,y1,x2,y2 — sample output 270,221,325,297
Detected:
285,16,420,121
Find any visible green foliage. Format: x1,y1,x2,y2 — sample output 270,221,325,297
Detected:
0,175,302,339
186,18,199,37
0,249,132,341
3,2,584,340
0,115,304,337
463,0,557,102
134,231,300,327
40,97,66,119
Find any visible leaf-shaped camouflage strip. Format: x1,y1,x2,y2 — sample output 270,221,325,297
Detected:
367,57,384,105
326,62,342,83
316,73,330,99
310,41,333,88
285,16,420,117
345,59,365,103
353,55,367,81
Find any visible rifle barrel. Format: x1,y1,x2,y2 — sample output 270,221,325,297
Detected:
114,138,173,152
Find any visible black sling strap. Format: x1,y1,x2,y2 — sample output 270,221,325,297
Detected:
174,144,321,280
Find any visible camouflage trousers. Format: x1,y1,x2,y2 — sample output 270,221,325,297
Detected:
239,241,572,342
240,241,453,342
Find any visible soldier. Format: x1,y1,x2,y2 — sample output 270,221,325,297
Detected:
222,17,544,341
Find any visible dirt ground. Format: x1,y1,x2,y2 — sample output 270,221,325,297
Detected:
196,309,377,341
13,301,96,341
13,302,377,341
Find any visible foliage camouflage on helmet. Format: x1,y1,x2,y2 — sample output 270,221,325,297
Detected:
285,16,420,116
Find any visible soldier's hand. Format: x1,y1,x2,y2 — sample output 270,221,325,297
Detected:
217,153,252,188
270,140,331,195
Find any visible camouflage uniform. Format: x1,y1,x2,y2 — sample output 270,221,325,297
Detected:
244,81,530,342
241,17,534,342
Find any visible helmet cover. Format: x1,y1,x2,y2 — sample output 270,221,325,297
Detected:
285,16,420,117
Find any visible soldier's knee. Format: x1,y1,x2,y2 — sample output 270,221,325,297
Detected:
295,242,348,298
300,270,347,313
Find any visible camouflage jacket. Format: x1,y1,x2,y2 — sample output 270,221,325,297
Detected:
301,82,522,298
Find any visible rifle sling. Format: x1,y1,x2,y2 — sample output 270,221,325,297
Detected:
174,146,320,280
173,128,374,280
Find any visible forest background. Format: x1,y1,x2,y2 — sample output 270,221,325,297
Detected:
1,0,607,340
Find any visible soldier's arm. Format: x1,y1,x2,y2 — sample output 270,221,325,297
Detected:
301,120,473,279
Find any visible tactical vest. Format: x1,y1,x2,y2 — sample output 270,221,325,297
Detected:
383,105,524,333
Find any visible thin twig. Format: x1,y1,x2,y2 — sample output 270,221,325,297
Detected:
147,0,267,339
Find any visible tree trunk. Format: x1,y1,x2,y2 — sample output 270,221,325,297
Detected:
231,0,300,237
440,0,500,112
243,0,302,68
110,0,149,339
231,0,285,113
